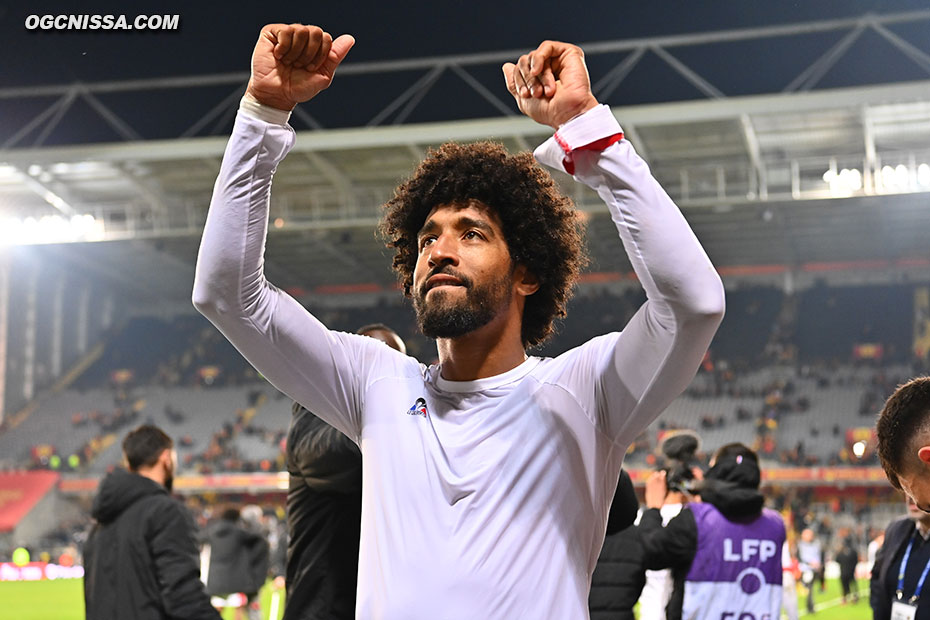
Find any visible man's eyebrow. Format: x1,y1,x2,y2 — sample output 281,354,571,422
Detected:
417,219,439,239
458,216,495,236
417,215,496,238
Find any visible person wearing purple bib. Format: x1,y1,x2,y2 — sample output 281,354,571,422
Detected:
638,443,786,620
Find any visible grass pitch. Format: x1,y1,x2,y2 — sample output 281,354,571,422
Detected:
0,576,870,619
0,578,285,620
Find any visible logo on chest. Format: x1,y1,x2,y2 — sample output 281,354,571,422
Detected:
406,397,429,418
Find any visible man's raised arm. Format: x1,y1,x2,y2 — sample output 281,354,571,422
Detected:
192,25,371,439
504,41,725,442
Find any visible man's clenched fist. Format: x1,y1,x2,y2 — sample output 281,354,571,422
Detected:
247,23,355,111
503,40,599,129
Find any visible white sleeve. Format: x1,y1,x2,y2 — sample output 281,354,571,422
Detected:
535,105,725,443
192,101,407,442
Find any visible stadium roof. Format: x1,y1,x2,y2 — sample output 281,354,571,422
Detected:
1,3,929,307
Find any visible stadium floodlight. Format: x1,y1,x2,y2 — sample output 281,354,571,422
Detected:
822,167,862,196
0,213,102,245
881,165,896,188
852,440,867,459
895,164,909,188
918,163,930,187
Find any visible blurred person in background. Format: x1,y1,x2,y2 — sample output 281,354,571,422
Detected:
83,424,219,620
637,443,786,620
284,324,405,620
870,495,930,620
868,528,886,574
588,470,642,620
204,505,270,620
781,540,800,620
796,527,822,614
835,529,860,604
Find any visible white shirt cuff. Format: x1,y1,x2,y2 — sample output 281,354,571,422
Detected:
240,93,292,126
556,104,623,150
534,105,623,172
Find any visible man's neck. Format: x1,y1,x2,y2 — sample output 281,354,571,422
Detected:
436,312,527,381
135,466,165,489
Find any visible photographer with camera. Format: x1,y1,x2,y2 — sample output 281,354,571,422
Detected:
638,432,702,619
638,442,786,620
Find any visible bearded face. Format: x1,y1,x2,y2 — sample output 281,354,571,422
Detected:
413,263,514,339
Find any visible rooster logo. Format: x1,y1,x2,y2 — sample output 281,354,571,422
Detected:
407,398,428,418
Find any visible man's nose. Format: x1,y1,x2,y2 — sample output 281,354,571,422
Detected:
427,234,458,266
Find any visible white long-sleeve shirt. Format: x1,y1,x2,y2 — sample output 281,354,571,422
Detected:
193,101,724,619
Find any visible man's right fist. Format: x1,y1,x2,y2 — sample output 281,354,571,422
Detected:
246,24,355,112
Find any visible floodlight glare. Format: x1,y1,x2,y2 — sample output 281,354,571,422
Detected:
852,440,866,458
881,165,896,187
840,168,862,191
918,163,930,187
895,164,909,188
0,213,101,245
824,167,861,196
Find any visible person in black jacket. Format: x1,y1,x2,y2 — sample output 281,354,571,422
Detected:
204,506,270,620
83,424,219,620
284,324,406,620
834,532,859,604
589,469,642,620
871,496,930,620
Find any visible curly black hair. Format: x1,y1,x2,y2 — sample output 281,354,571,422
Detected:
877,376,930,489
379,140,587,348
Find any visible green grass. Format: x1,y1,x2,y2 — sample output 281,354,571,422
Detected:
628,576,870,620
0,579,84,620
793,577,870,620
0,576,871,619
0,579,285,620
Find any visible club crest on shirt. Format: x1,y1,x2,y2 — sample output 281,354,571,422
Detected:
406,398,428,418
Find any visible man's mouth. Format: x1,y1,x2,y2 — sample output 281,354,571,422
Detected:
425,274,465,291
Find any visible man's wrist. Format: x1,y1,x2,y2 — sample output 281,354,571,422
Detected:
245,84,296,113
240,92,292,126
554,97,600,130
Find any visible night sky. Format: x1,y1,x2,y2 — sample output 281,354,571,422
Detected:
1,1,929,142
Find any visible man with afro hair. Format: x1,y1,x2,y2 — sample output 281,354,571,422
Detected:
195,23,724,619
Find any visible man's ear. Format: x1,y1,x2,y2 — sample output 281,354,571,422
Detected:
157,448,173,468
918,446,930,465
513,264,540,297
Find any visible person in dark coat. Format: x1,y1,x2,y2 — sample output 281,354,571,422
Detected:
871,496,930,620
589,469,643,620
83,424,219,620
284,324,406,620
835,533,859,604
204,506,270,620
